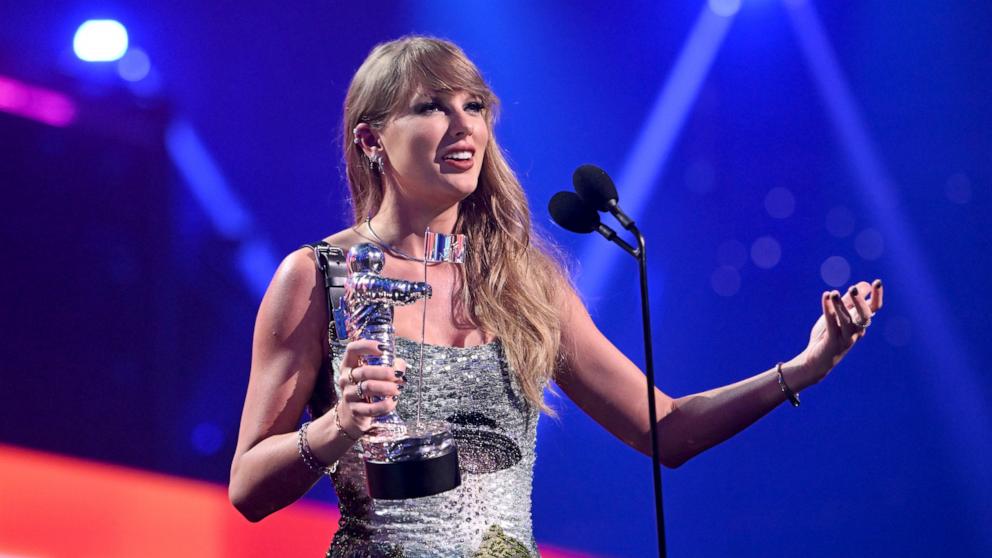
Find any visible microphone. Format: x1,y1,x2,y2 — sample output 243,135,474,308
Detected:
548,191,599,234
548,191,638,258
572,164,635,230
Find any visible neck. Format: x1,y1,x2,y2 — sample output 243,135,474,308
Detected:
367,191,461,260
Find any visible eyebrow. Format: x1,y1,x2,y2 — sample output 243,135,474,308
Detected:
411,90,483,102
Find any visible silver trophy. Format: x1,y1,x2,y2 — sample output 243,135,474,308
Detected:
343,242,461,499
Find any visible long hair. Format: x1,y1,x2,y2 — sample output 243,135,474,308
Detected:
342,36,567,413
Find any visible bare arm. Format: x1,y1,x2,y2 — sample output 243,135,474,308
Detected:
556,279,884,468
228,249,403,521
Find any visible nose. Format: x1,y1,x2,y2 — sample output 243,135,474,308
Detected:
450,108,474,139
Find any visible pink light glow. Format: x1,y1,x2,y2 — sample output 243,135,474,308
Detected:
0,75,77,127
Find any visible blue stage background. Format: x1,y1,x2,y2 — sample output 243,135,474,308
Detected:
1,1,989,556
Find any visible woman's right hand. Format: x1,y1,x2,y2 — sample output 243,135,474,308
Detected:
336,339,407,437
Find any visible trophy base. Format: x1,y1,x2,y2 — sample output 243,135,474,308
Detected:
362,420,461,500
365,449,460,499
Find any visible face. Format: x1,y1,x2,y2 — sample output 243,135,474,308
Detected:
375,88,490,207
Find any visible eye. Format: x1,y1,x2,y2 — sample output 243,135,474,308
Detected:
415,101,442,114
465,101,485,113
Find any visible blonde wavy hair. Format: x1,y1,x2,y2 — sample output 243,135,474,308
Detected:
342,36,568,413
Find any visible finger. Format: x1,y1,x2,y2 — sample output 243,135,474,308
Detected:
847,284,872,325
340,339,386,368
349,365,403,384
831,291,857,337
343,380,401,402
351,398,398,418
822,291,842,338
869,279,884,312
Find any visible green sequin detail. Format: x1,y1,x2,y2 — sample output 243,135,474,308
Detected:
471,525,533,558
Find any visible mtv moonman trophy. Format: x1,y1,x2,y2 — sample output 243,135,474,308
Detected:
343,234,466,500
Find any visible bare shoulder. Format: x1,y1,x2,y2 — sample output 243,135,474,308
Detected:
266,226,359,301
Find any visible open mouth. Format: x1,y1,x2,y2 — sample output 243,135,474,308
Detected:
442,151,473,162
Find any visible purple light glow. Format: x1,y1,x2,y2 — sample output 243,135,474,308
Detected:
0,76,77,127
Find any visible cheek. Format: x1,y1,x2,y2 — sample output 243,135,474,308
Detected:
406,132,438,166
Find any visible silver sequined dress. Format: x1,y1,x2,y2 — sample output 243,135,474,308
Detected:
326,337,540,558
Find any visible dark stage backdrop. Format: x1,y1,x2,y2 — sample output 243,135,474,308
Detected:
1,1,990,556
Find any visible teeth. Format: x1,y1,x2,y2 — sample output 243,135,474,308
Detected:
445,151,472,160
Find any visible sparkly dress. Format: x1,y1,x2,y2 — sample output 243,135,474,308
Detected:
325,337,540,558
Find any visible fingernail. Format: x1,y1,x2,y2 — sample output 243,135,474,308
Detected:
378,343,389,351
832,292,841,300
851,287,859,297
394,370,404,378
398,384,405,390
391,395,399,401
873,279,883,288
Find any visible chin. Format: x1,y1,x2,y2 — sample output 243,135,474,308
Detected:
442,175,481,198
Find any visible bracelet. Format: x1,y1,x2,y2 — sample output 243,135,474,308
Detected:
776,362,801,407
298,420,338,475
334,404,360,443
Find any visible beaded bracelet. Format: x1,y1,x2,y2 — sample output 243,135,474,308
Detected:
297,420,338,475
776,362,801,407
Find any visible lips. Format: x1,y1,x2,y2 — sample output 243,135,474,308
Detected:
439,144,476,171
441,156,474,171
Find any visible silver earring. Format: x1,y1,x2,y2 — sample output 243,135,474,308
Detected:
369,151,383,172
352,127,361,145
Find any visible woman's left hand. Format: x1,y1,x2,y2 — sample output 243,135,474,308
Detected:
793,279,884,387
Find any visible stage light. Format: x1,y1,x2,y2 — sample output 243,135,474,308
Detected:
710,266,741,297
576,5,737,302
819,255,850,287
750,236,782,269
117,47,151,81
854,228,884,260
764,187,796,219
0,75,77,127
73,19,129,62
708,0,741,17
825,205,856,238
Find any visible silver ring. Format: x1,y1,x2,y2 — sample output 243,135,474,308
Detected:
356,380,365,399
348,367,357,384
852,317,872,331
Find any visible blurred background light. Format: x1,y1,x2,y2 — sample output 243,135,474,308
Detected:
73,19,129,62
854,228,884,260
708,0,741,18
117,46,151,81
820,255,851,287
764,186,796,219
825,205,856,238
750,235,782,269
0,75,77,127
711,265,741,297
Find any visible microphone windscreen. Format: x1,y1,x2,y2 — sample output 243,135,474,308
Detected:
548,191,600,234
572,164,618,212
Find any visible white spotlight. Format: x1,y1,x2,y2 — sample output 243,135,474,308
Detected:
708,0,741,17
73,20,129,62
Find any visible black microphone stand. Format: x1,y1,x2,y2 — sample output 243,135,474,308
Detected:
632,225,667,558
591,221,667,558
549,185,667,556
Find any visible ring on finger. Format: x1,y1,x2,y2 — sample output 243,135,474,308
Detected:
852,317,872,331
348,367,357,385
356,380,366,399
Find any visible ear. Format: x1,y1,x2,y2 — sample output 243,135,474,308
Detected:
353,123,382,157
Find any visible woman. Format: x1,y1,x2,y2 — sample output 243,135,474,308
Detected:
229,36,883,557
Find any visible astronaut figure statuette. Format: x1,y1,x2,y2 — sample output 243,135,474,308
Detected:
343,242,461,500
